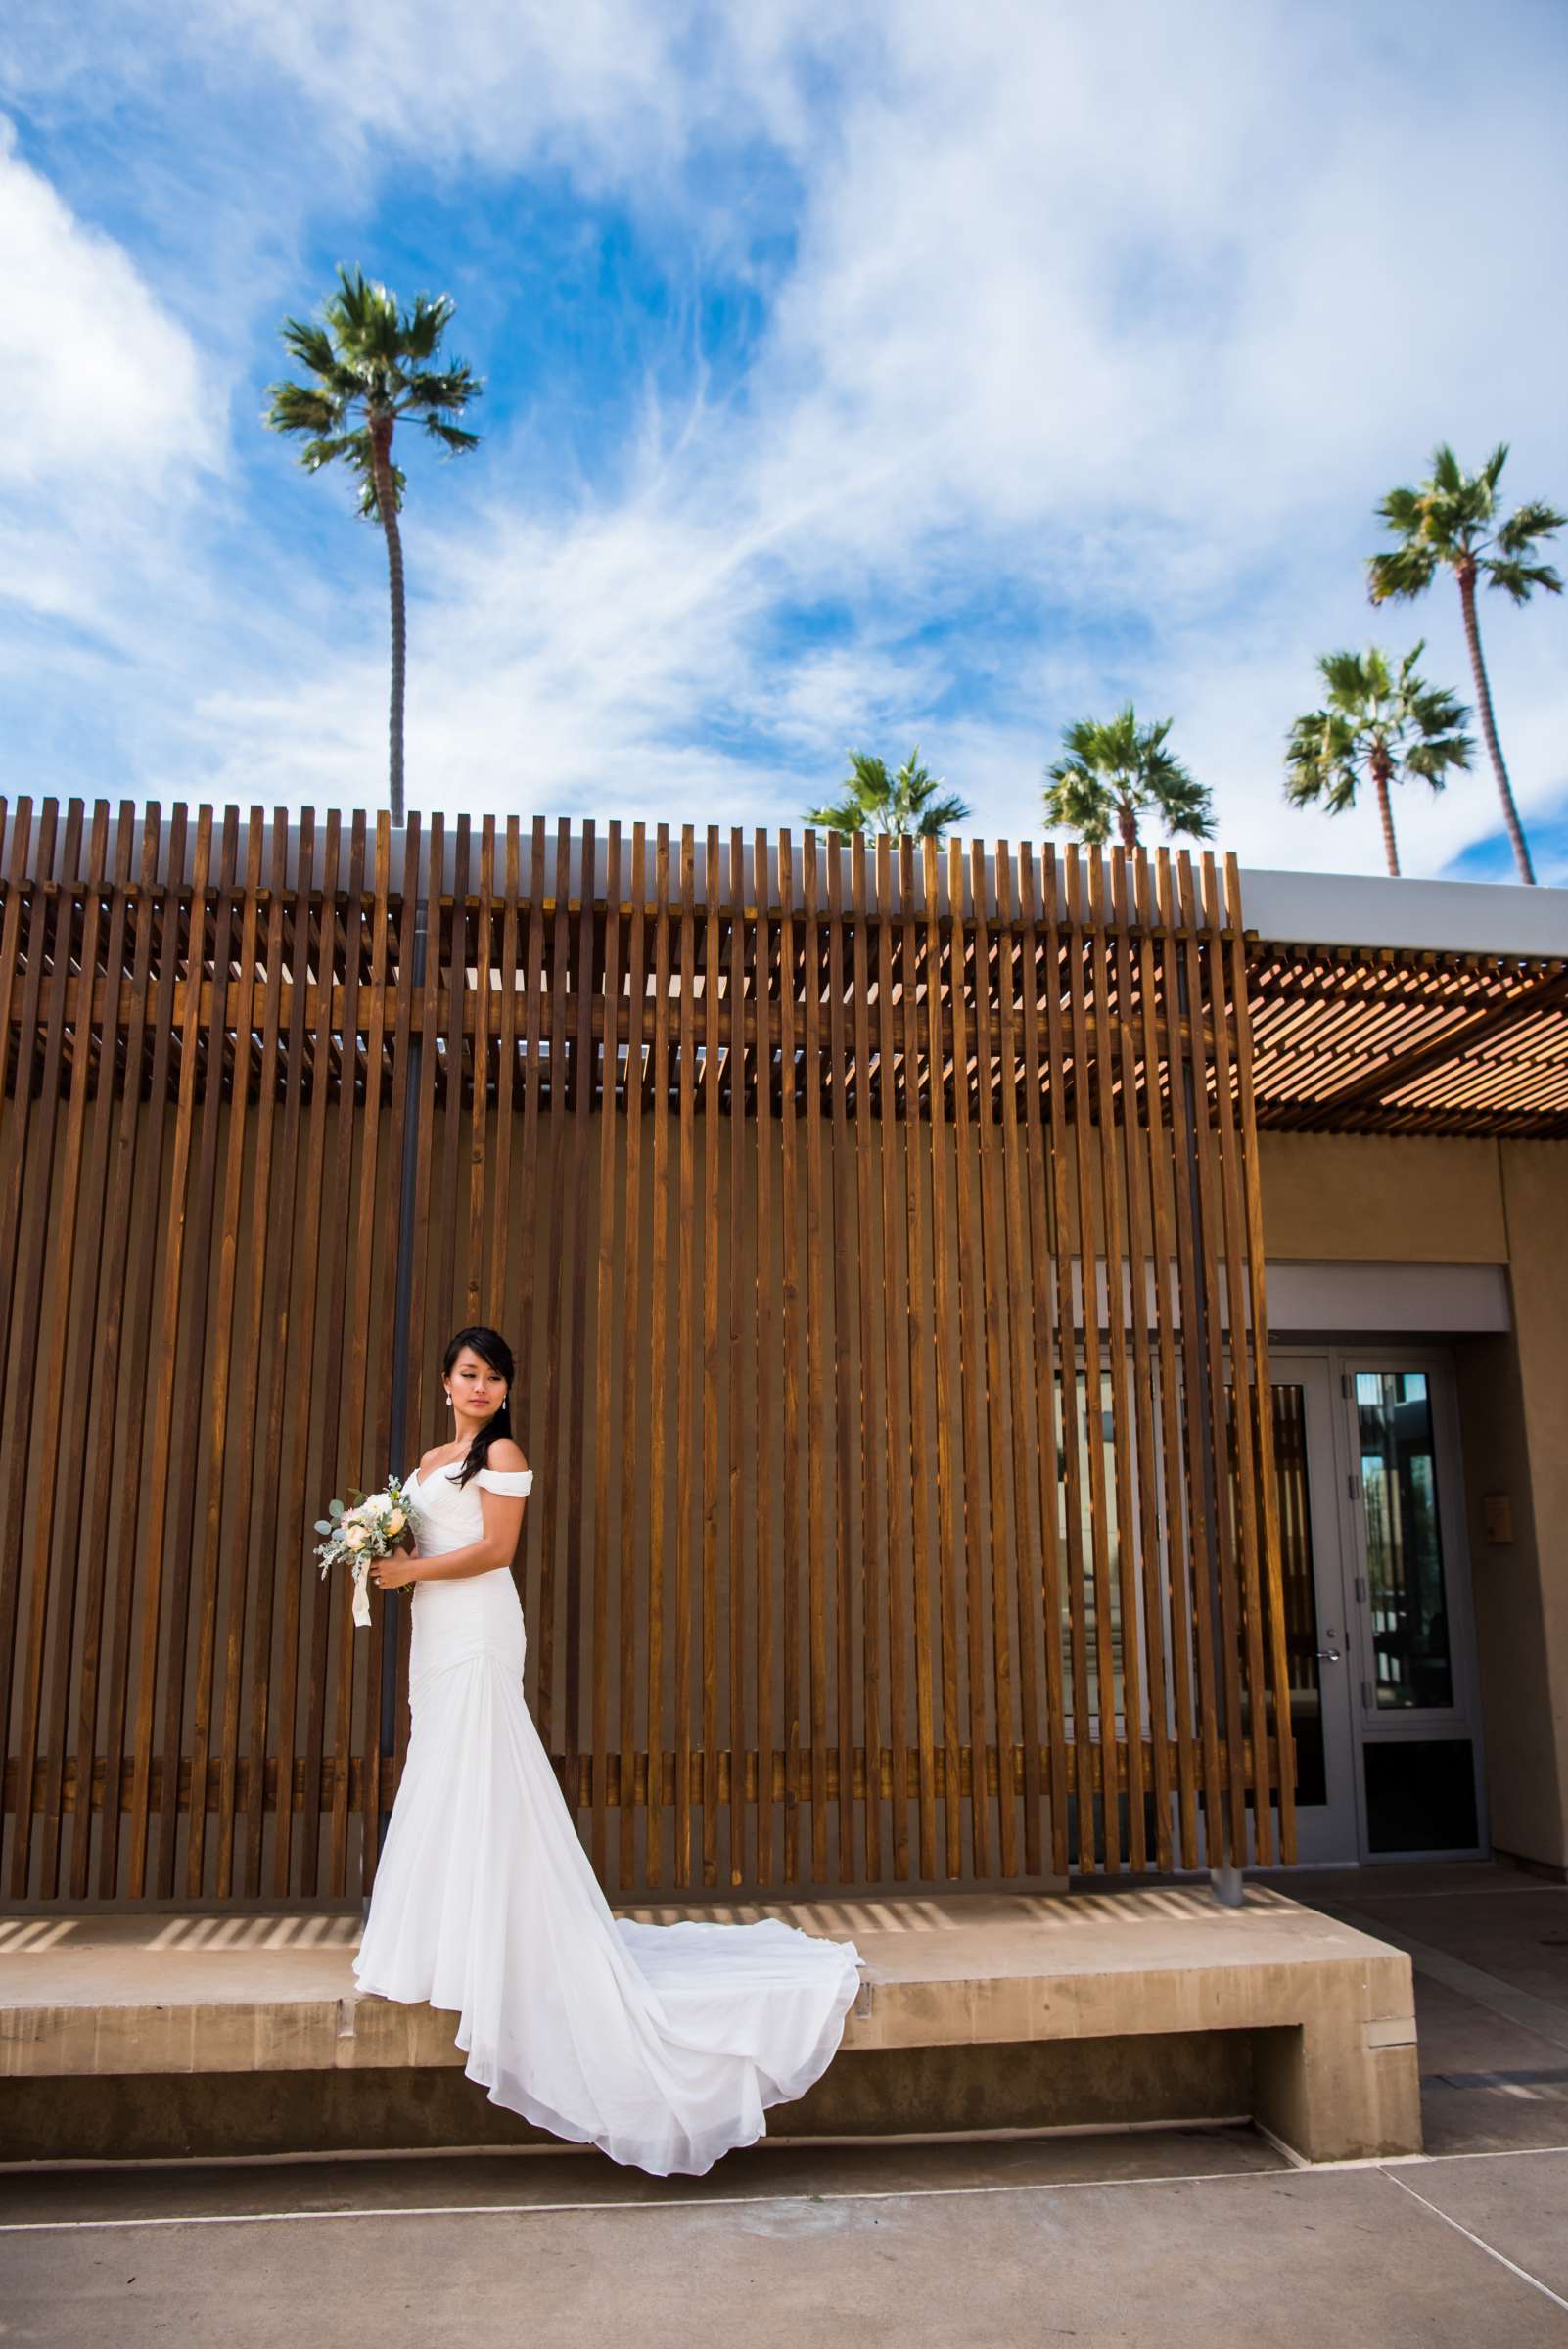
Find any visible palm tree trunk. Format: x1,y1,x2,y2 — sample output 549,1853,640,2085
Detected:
369,416,407,831
1371,753,1400,878
1457,564,1535,884
1117,801,1139,852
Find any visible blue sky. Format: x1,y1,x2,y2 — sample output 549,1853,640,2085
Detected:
3,0,1567,880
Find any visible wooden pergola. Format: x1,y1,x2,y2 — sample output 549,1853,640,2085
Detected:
1247,939,1568,1137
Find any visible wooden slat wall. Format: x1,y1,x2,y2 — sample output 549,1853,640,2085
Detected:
0,804,1297,1907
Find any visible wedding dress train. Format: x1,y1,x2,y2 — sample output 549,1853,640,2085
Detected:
353,1458,862,2176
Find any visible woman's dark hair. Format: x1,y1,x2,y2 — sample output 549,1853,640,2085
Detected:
441,1325,517,1487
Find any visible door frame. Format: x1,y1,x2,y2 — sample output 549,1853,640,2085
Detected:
1268,1349,1361,1865
1326,1343,1489,1865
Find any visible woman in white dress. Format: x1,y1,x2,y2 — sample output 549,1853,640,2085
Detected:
353,1325,862,2176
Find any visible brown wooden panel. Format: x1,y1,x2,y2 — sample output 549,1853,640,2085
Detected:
2,805,1301,1905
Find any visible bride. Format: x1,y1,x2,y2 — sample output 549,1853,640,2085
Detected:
353,1324,862,2176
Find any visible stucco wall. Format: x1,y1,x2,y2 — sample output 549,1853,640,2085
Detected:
1258,1133,1507,1263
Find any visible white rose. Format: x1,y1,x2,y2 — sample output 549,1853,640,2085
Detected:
343,1523,368,1550
365,1491,391,1512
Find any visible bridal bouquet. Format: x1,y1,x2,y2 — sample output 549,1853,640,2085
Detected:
315,1480,415,1629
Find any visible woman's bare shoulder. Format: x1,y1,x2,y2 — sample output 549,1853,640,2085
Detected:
485,1436,529,1472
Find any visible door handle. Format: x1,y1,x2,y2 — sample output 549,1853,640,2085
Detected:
1315,1648,1342,1663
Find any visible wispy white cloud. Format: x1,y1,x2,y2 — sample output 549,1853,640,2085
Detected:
3,1,1566,880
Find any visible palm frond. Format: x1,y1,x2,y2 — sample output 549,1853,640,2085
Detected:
264,379,341,437
1485,557,1564,604
804,794,867,833
1042,760,1116,846
1367,543,1437,604
422,417,482,453
1494,499,1566,556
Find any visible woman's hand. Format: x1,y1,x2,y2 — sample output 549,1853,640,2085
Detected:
372,1550,420,1591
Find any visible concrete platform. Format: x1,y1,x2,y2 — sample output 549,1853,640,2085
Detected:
0,1888,1420,2166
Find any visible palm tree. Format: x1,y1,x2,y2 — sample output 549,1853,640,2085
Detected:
1043,707,1213,851
807,748,970,840
1284,644,1473,877
265,266,483,827
1368,444,1562,884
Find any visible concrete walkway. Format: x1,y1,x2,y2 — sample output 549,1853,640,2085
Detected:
0,1863,1563,2346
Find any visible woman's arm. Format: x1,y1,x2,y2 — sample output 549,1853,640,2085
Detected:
372,1447,529,1589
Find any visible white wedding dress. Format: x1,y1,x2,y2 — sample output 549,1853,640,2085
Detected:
353,1457,862,2176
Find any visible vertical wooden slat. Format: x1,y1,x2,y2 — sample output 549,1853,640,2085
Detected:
97,806,184,1897
850,831,884,1879
67,805,150,1898
563,822,596,1817
1133,851,1199,1868
300,814,365,1899
1017,848,1069,1877
467,817,494,1321
921,833,963,1878
617,826,648,1888
589,825,622,1874
1201,852,1271,1863
513,819,547,1438
35,802,118,1896
993,845,1044,1877
947,837,992,1877
0,799,57,1399
395,816,443,1793
899,836,939,1880
1154,848,1225,1861
534,820,574,1764
214,809,290,1898
726,826,748,1886
487,819,521,1330
242,810,317,1894
127,804,213,1895
1177,855,1247,1865
751,829,776,1884
645,824,671,1882
876,834,912,1879
776,833,803,1883
800,832,830,1882
0,801,35,1225
1087,852,1144,1868
824,835,857,1876
0,798,69,1879
15,804,107,1895
1111,852,1172,1871
153,807,241,1898
330,813,392,1894
184,807,265,1897
673,825,696,1881
970,839,1018,1877
1061,846,1121,1870
1038,848,1093,1874
361,815,422,1886
271,810,342,1895
438,819,470,1338
1225,851,1297,1863
701,824,720,1885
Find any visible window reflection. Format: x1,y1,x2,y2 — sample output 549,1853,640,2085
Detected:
1357,1371,1452,1711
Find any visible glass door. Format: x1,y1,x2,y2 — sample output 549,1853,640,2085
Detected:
1337,1353,1484,1858
1267,1356,1360,1864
